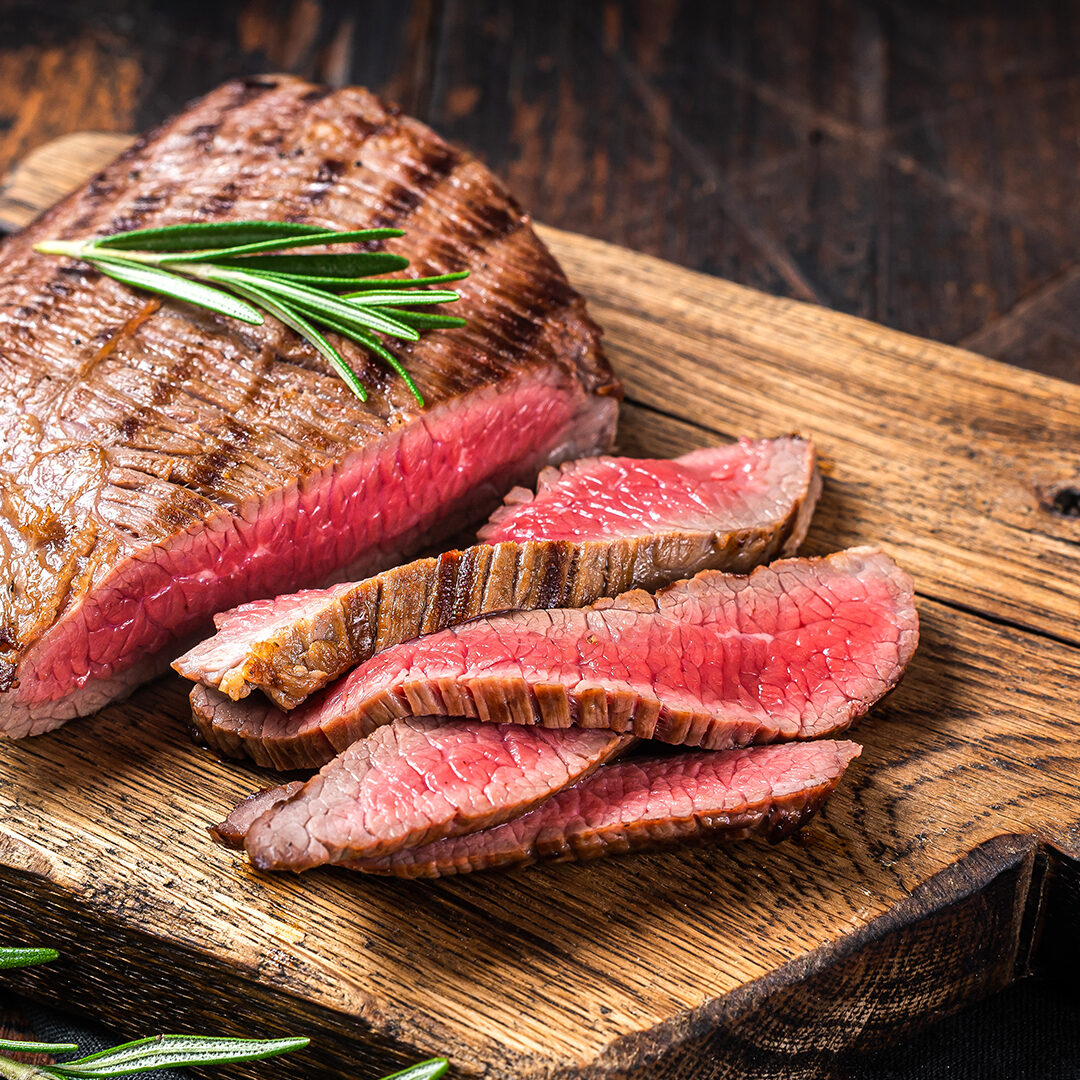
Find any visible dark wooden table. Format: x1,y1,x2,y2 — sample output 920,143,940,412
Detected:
2,0,1079,386
2,0,1079,1075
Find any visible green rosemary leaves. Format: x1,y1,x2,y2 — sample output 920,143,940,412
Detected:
0,947,447,1080
34,221,468,406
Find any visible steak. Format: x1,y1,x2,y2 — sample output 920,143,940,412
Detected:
210,781,303,850
352,740,862,878
176,436,819,710
237,717,633,871
196,547,916,759
476,438,816,546
0,76,618,737
190,679,383,769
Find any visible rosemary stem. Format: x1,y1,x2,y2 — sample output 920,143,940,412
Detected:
0,1054,37,1080
32,240,92,259
0,1044,77,1057
32,242,168,268
33,221,465,404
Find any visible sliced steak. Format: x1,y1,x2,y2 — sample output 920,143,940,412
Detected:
190,680,379,769
175,436,819,710
0,76,618,737
198,547,916,762
477,438,818,545
352,740,862,878
237,717,633,871
210,782,303,850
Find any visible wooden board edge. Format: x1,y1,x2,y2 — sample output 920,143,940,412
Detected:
0,132,135,233
575,834,1054,1078
3,834,1072,1080
5,130,1080,425
534,223,1080,412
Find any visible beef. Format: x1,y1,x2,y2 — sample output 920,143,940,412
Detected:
0,76,618,737
190,680,379,769
174,436,819,710
238,717,633,871
352,740,862,878
194,547,916,763
476,438,817,545
210,782,302,850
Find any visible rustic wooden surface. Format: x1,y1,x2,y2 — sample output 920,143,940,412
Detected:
3,1,1080,387
1,131,1080,1080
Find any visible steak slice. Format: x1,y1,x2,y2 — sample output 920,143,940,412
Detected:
174,436,819,710
0,76,618,737
190,680,378,769
197,547,916,760
235,717,633,871
210,782,303,850
352,740,862,878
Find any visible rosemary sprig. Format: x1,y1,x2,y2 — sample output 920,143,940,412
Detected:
33,221,469,406
0,951,58,972
0,946,448,1080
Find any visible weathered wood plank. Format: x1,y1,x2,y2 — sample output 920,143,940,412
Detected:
2,594,1079,1078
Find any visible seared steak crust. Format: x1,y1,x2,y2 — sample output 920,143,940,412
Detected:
210,781,303,850
176,436,819,712
0,76,618,736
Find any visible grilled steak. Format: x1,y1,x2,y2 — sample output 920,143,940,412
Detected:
197,547,916,760
190,682,359,769
176,436,819,711
210,781,303,850
476,438,817,546
237,717,632,871
0,76,618,737
351,740,862,878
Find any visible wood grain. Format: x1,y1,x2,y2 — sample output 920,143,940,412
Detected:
1,134,1079,1080
5,1,1080,385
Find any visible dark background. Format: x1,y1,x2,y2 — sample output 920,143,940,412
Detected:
2,0,1080,385
1,1,1079,1077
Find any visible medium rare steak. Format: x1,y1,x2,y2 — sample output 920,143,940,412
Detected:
237,717,633,871
352,740,862,878
210,781,303,850
176,436,819,711
197,547,916,759
191,679,379,769
0,76,618,737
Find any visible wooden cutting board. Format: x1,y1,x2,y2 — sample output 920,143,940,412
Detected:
1,135,1078,1080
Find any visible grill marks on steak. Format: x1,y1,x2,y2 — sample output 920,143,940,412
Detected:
202,548,915,763
206,546,905,878
175,436,819,712
343,741,862,878
0,76,618,736
236,717,633,871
